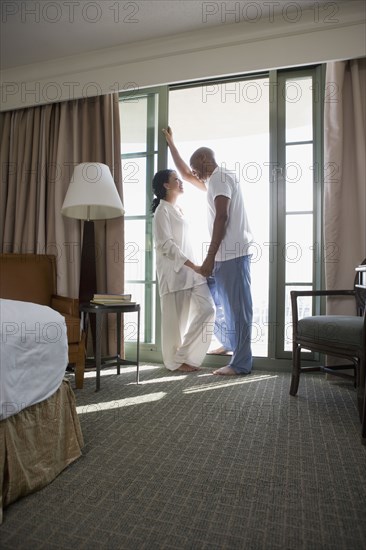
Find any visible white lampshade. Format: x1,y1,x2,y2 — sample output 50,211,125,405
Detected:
61,162,125,220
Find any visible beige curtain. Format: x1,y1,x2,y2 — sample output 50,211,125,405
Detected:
324,58,366,314
0,94,124,351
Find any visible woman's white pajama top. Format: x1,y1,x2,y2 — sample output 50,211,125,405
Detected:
153,200,214,370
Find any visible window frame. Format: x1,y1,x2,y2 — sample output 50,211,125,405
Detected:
120,86,167,361
274,65,325,359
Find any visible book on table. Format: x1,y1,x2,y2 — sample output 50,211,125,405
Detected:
91,293,135,305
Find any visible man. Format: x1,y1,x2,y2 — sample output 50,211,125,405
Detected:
163,127,253,376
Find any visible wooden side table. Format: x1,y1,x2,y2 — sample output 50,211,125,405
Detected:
80,302,140,391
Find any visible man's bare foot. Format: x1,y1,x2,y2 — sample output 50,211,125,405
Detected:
207,346,230,355
212,365,237,376
177,363,200,372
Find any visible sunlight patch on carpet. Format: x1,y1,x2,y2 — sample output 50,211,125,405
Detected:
183,374,278,394
127,375,188,385
82,364,161,378
76,391,166,413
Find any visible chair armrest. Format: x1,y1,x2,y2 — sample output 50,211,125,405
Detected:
51,294,80,318
290,290,355,298
290,290,355,329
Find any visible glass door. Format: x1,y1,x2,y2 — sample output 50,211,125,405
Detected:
275,67,323,358
119,87,167,351
168,76,270,357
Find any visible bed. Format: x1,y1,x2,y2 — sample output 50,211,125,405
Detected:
0,299,84,523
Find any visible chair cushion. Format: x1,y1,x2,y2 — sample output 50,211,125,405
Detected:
298,315,363,349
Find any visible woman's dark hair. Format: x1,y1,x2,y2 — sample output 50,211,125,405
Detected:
151,169,174,213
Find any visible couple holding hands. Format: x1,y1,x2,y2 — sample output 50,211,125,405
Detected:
153,127,253,376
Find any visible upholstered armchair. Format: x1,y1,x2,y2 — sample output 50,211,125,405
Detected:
0,254,85,389
289,261,366,445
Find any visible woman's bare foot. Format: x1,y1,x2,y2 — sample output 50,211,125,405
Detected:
177,363,200,372
212,365,237,376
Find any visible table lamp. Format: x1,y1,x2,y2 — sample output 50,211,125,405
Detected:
61,162,124,304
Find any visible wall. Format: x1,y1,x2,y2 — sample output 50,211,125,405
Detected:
1,0,365,111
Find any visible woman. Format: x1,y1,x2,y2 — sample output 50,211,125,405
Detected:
152,169,215,372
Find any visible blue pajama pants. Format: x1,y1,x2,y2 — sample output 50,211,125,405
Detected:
208,255,253,374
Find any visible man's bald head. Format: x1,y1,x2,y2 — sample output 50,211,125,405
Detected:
190,147,217,182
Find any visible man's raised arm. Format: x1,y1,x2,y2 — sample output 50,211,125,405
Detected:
162,127,206,191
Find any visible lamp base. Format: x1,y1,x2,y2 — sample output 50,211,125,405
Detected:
79,220,97,352
79,220,97,304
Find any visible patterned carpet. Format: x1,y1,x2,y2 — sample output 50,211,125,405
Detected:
1,364,366,549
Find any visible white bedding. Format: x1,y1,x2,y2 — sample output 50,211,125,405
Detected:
0,299,68,420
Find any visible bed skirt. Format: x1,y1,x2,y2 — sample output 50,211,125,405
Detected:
0,379,84,523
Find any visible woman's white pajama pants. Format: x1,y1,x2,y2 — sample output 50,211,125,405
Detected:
160,283,215,371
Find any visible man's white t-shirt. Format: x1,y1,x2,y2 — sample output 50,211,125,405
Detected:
206,167,253,262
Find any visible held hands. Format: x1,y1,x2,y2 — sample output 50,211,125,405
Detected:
185,259,201,273
185,259,213,278
199,256,215,278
